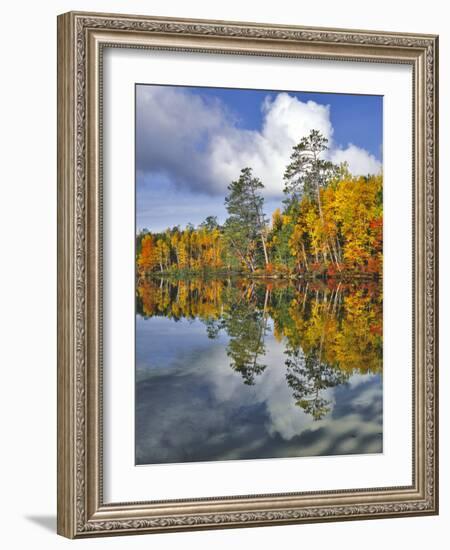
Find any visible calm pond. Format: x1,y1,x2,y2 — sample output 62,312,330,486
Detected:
135,277,382,465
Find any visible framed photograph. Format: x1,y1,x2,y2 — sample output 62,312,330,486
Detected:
57,11,439,538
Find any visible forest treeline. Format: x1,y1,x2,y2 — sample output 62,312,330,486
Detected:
137,130,382,279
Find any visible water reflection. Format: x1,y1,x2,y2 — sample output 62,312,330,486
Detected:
136,277,382,464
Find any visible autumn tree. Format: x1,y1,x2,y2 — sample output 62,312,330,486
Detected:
283,131,343,269
267,207,297,272
333,174,382,270
137,234,159,273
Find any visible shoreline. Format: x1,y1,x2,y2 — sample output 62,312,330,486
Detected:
138,270,381,282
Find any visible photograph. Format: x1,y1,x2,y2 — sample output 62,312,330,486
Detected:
0,0,444,544
135,84,384,465
55,10,438,538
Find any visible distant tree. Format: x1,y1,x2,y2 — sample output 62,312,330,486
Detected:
200,215,220,231
137,234,159,273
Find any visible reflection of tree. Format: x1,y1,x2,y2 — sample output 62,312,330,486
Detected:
222,285,269,385
285,346,349,420
270,282,382,376
136,276,382,406
136,277,225,320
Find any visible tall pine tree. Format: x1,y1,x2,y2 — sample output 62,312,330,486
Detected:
224,167,269,271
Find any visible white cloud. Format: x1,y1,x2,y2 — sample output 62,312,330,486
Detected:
137,86,381,199
207,94,334,197
330,144,382,176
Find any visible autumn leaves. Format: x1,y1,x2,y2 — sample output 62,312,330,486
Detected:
137,130,382,279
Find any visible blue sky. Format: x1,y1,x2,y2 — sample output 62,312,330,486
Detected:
136,84,382,233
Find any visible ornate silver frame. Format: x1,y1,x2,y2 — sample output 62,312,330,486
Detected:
57,11,439,538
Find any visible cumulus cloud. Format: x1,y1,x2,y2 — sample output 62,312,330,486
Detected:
136,86,381,199
330,144,382,176
207,94,334,197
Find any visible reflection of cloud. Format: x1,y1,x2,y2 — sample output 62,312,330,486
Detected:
136,318,382,464
136,86,381,200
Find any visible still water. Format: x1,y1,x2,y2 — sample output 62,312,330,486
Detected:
135,277,382,464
